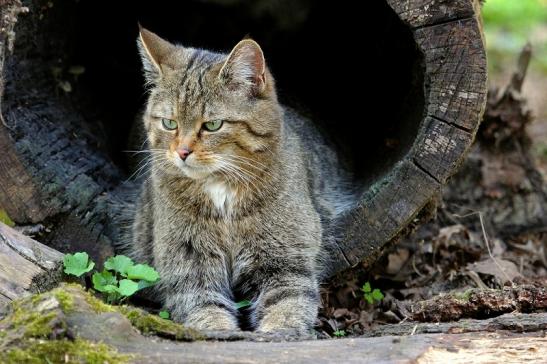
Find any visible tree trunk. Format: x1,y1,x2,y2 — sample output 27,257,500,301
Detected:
0,0,487,276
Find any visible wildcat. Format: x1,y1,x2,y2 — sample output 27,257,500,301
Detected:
123,27,353,334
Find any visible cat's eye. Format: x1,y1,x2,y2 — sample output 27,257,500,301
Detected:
161,118,178,131
202,119,223,132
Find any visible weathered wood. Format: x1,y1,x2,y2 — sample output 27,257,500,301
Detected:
328,0,487,273
0,0,48,224
0,222,63,306
365,312,547,337
409,285,547,322
332,161,440,271
0,0,488,277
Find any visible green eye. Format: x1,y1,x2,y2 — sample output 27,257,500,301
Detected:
203,119,223,132
161,118,177,130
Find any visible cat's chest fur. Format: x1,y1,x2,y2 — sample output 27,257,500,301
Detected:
203,180,237,216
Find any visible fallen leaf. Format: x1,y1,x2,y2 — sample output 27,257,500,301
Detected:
386,248,410,274
467,258,523,284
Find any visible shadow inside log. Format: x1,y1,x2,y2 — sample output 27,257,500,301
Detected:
65,0,424,189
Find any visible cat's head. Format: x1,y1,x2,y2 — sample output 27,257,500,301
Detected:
137,27,281,181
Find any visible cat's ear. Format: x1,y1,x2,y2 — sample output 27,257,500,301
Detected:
218,39,266,96
137,26,176,84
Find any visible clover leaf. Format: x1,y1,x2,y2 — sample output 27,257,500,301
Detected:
63,252,95,277
362,282,384,305
92,270,118,293
127,264,160,282
118,279,140,297
104,255,134,277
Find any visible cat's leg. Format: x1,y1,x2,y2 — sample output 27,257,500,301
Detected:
165,289,239,331
252,274,319,335
160,259,239,331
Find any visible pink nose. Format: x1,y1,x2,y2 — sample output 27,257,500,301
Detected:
177,147,192,161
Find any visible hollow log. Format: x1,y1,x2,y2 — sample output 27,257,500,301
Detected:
0,0,487,276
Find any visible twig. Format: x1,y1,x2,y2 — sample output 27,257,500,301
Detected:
453,211,515,287
508,42,532,94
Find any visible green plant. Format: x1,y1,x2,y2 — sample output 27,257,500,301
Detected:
158,310,170,320
63,252,160,304
235,300,252,309
333,329,346,337
63,252,95,277
361,282,384,305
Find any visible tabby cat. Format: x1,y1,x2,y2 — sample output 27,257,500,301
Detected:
123,27,353,334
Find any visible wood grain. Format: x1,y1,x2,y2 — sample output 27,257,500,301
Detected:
0,222,63,304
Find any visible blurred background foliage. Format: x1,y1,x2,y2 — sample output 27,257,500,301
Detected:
483,0,547,172
483,0,547,74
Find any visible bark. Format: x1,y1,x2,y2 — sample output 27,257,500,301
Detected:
0,222,62,307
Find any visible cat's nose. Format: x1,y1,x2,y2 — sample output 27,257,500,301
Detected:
176,147,193,161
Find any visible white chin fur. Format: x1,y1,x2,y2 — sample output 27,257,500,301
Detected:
173,155,213,180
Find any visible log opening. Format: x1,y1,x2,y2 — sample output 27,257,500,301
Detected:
0,0,487,276
67,0,424,188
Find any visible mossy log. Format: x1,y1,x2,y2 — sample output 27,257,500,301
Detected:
0,0,487,275
1,284,545,364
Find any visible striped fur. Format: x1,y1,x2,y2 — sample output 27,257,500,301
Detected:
120,28,356,335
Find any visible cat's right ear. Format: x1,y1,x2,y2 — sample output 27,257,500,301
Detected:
137,26,176,84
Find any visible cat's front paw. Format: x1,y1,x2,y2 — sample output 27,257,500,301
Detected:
182,305,239,331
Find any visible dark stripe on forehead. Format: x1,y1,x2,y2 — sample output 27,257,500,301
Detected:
180,50,200,87
227,120,273,139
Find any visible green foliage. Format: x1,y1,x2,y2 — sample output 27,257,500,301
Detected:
127,264,160,282
63,252,95,277
63,252,160,304
159,310,170,319
483,0,547,30
483,0,547,73
361,282,384,305
118,279,140,297
104,255,134,277
333,329,346,337
92,270,118,293
0,209,15,227
235,300,252,309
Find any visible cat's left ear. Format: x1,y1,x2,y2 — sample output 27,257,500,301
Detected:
137,26,177,84
218,39,266,97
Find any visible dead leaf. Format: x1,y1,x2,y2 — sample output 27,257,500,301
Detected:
467,258,523,284
386,248,410,274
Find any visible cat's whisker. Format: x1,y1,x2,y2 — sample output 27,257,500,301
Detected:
218,156,272,174
217,160,264,197
127,154,169,182
216,155,272,180
217,155,274,180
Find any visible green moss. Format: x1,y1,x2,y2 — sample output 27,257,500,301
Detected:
53,290,74,312
119,306,204,341
453,289,474,302
0,338,131,364
84,291,116,314
7,300,62,339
